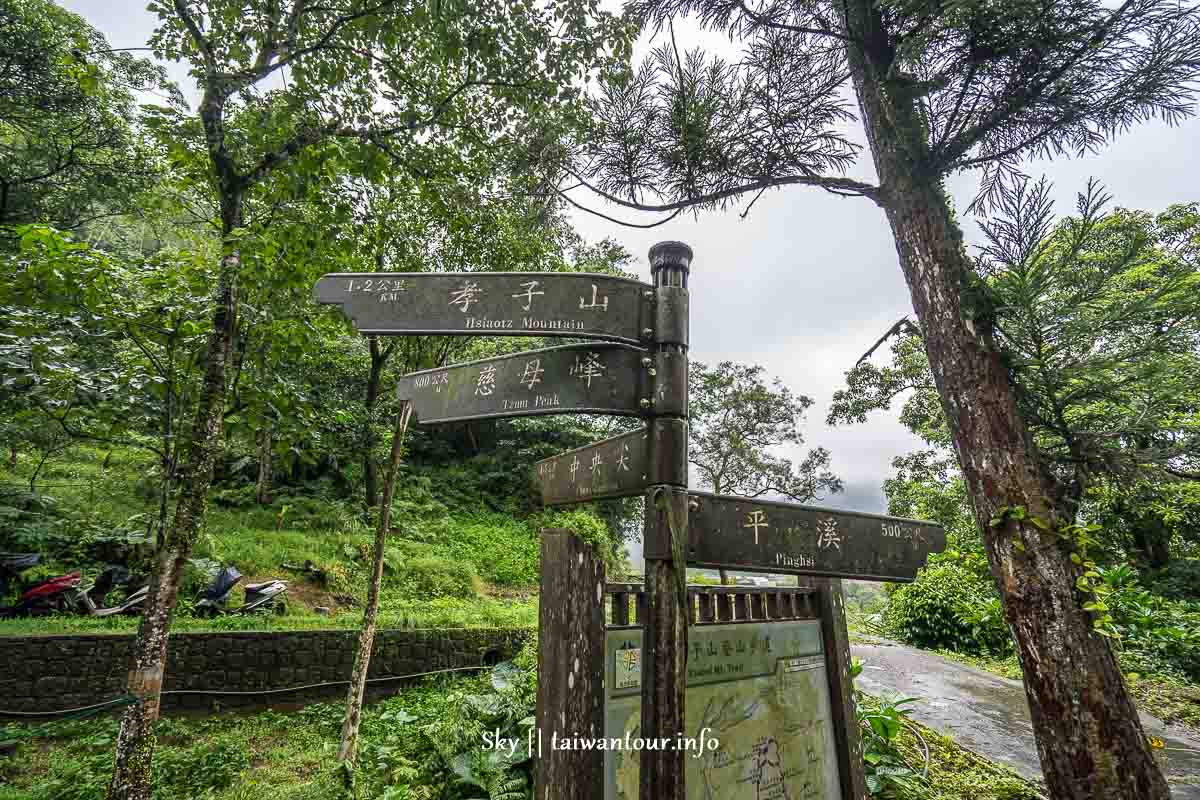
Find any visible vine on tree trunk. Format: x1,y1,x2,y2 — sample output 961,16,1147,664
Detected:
991,505,1118,638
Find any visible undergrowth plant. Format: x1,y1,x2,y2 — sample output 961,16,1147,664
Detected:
852,659,929,798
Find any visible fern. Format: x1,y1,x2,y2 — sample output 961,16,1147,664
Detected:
488,772,529,800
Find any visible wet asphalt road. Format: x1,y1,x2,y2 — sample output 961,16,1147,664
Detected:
851,637,1200,799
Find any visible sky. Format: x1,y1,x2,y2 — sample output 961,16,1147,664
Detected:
61,0,1200,526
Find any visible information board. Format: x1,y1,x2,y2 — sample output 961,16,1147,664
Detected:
603,621,842,800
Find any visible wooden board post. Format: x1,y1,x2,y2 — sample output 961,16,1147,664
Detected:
639,241,692,800
817,578,867,800
535,529,606,800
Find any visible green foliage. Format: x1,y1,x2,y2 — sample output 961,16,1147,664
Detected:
0,646,1067,800
1144,559,1200,602
533,507,623,572
980,188,1200,483
6,716,250,800
395,555,483,600
0,0,168,232
1091,480,1200,570
0,443,543,633
884,558,1012,656
323,650,543,800
397,512,540,588
1096,564,1200,680
689,360,841,501
420,657,537,800
152,734,251,798
953,598,1011,657
834,193,1200,570
883,451,981,556
857,693,928,798
0,486,149,575
212,492,362,534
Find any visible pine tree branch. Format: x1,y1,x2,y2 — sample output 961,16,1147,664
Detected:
569,170,883,212
857,317,921,366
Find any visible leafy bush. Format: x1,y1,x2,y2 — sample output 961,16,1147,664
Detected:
884,557,1011,655
402,512,540,587
1143,559,1200,602
153,734,251,798
1098,565,1200,680
11,720,249,800
209,483,260,508
19,748,110,800
953,597,1012,656
0,487,148,572
532,507,623,572
215,494,361,533
421,652,538,799
396,556,483,600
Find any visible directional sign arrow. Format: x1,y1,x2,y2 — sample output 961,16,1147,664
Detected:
658,492,946,583
314,272,654,344
397,343,654,425
534,420,688,506
535,427,649,506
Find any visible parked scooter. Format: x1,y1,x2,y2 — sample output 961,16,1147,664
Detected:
76,565,148,617
194,565,288,617
0,567,81,618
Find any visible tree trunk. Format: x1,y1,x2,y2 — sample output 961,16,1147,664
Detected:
255,424,273,505
363,337,389,510
338,400,412,770
839,3,1168,797
1133,521,1172,571
8,444,17,469
106,190,242,800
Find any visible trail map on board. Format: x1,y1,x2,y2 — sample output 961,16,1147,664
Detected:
604,621,842,800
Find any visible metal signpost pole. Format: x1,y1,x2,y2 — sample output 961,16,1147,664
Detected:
639,242,692,800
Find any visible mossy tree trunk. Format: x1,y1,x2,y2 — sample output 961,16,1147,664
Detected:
839,2,1170,796
106,239,241,800
105,86,245,800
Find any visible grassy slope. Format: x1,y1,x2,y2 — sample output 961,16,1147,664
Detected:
0,445,540,633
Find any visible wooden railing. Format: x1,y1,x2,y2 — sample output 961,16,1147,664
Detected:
604,582,819,627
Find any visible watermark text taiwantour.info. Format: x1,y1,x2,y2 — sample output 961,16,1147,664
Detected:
482,727,720,759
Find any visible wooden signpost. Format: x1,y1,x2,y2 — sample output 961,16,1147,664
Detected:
680,491,947,582
395,343,652,425
315,243,945,800
533,419,687,506
314,271,654,344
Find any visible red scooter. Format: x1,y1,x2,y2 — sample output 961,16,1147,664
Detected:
0,554,81,618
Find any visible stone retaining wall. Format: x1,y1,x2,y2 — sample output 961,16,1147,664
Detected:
0,627,529,715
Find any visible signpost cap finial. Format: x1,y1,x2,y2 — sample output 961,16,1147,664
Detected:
649,241,693,274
